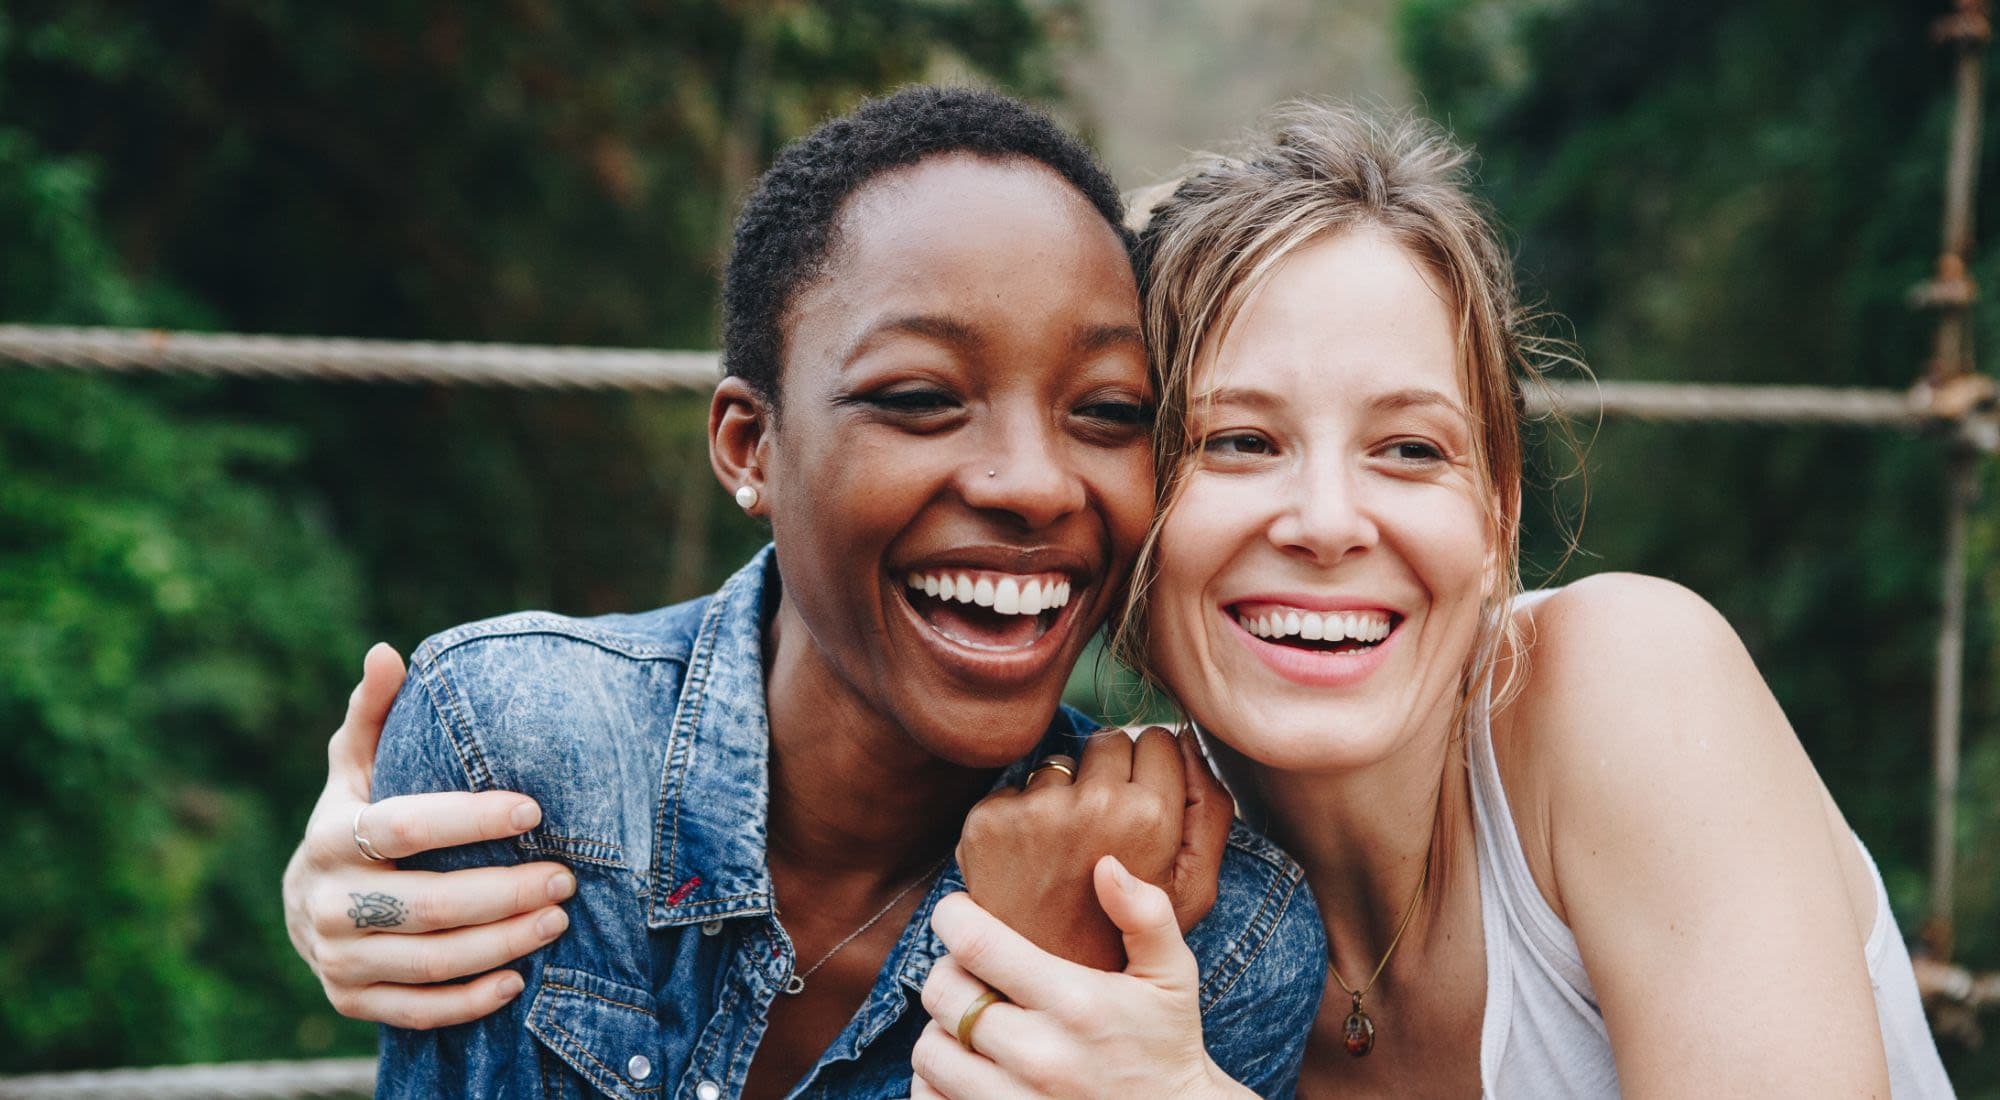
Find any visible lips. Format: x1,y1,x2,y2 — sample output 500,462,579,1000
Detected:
890,550,1092,689
1222,597,1402,687
903,568,1075,651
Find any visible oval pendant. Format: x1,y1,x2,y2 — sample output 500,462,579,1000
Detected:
1342,1009,1376,1057
783,975,806,995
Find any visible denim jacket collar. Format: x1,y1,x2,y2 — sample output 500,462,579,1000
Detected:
650,546,782,927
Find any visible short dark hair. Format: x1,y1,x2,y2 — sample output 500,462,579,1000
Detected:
721,85,1133,405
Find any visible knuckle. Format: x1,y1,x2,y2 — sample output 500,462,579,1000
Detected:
910,1026,950,1081
386,812,430,855
398,1001,449,1031
407,891,446,931
1075,786,1117,822
308,886,350,936
1022,1058,1072,1096
327,986,364,1020
316,944,357,987
413,949,455,986
951,926,998,970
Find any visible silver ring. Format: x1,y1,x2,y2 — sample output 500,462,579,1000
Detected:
352,804,390,862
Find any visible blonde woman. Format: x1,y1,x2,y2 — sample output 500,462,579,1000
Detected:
911,105,1954,1098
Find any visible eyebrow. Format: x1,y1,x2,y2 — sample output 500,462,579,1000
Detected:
1196,384,1468,419
1076,322,1144,354
841,314,984,366
1367,387,1468,419
841,315,1142,367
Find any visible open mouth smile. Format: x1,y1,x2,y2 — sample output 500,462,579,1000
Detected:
1225,600,1403,687
902,568,1075,652
1230,603,1394,653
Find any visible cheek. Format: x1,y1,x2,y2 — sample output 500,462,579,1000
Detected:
1396,488,1493,610
1145,478,1247,656
1082,445,1158,564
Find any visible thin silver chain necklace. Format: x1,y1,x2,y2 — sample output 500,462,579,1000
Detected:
782,856,950,996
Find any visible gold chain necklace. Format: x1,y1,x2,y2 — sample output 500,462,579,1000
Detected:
782,856,949,996
1330,853,1431,1057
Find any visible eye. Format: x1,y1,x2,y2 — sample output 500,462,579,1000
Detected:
1385,439,1446,463
1077,399,1154,427
1203,431,1274,457
865,387,958,414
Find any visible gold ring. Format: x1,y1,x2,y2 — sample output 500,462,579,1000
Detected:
1025,755,1077,786
352,804,390,862
956,989,1004,1049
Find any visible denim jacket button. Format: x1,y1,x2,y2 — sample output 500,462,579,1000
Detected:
626,1055,652,1081
699,919,724,936
696,1081,722,1100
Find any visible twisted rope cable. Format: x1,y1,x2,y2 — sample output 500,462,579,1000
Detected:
0,1058,373,1100
1525,379,1936,427
0,325,1977,430
0,325,719,392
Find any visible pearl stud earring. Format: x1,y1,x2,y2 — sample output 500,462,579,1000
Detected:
734,484,759,510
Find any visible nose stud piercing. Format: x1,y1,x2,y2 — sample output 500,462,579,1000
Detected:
734,484,759,510
986,470,997,478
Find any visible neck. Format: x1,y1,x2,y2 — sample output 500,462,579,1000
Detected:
1245,714,1468,966
761,596,992,884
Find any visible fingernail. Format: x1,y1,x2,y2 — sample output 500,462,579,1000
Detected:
1106,856,1141,896
495,970,525,1000
511,801,542,831
547,870,576,902
538,908,569,939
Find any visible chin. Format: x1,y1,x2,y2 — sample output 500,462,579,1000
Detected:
897,689,1063,769
1189,692,1402,774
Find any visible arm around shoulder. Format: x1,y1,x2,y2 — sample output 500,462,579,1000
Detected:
1510,574,1889,1097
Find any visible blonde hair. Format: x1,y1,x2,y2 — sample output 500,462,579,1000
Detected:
1110,101,1577,740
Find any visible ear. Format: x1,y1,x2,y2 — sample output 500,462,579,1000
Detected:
710,376,773,516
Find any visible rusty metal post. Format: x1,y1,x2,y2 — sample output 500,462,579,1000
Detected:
1918,0,1993,960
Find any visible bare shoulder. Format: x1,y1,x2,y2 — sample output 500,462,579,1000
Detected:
1498,580,1888,1093
1499,573,1818,855
1505,572,1768,761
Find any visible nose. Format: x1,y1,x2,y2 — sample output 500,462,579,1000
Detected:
956,414,1087,530
1266,454,1378,563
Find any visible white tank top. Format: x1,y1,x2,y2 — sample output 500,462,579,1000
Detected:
1467,668,1957,1098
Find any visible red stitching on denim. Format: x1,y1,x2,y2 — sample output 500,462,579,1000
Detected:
665,874,703,906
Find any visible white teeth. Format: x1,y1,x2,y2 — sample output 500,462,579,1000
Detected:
1238,606,1392,644
905,570,1074,617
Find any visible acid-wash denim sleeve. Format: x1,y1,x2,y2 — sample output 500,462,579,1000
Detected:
368,650,543,1100
1191,823,1327,1099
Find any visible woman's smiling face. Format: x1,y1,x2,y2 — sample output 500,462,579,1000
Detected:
761,153,1154,767
1148,226,1494,771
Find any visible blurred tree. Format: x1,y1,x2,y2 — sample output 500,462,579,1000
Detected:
0,79,367,1069
1,0,1070,1072
1399,0,1996,1085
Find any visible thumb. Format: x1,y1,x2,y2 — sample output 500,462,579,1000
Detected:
328,642,407,799
1094,855,1199,991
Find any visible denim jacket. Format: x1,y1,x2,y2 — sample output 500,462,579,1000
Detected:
372,547,1326,1100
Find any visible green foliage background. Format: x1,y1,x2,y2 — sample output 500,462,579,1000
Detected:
0,0,1994,1089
